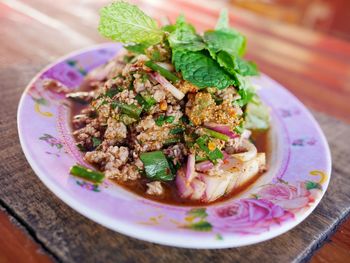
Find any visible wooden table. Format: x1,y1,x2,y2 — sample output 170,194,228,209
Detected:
0,0,349,262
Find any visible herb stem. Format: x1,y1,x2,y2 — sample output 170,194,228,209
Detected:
145,60,179,83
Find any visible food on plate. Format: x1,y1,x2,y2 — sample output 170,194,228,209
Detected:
68,1,270,204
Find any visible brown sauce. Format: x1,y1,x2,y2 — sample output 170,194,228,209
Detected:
70,81,269,207
115,130,269,206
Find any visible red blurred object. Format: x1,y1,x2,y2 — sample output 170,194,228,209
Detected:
231,0,350,40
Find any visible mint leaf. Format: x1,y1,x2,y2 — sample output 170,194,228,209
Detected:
172,49,235,89
216,9,229,30
236,88,255,107
124,43,149,54
217,51,258,77
98,2,163,45
244,99,270,130
234,56,258,76
204,29,246,57
168,16,206,51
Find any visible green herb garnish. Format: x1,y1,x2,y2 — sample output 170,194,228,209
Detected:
111,102,143,119
140,151,174,181
105,86,121,98
98,2,163,45
164,137,181,145
145,60,179,83
92,137,102,148
170,127,185,135
70,164,104,183
135,92,156,111
195,135,224,163
155,115,175,126
203,128,229,141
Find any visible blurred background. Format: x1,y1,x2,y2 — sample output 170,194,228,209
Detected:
230,0,350,40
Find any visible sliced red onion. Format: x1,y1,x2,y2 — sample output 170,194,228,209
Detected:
204,123,239,139
185,154,196,182
151,72,185,100
222,151,230,160
241,129,252,139
195,161,214,172
190,178,206,200
176,169,193,198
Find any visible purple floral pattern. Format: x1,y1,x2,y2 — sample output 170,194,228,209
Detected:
279,108,301,118
43,61,83,88
39,134,66,156
292,138,317,146
183,179,322,235
207,199,294,234
76,180,100,192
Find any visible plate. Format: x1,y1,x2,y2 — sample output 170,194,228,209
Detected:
17,43,331,248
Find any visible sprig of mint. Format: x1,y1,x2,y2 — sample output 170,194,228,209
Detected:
98,2,258,90
98,1,163,45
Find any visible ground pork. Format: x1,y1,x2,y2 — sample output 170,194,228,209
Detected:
146,181,164,196
104,118,127,145
73,119,101,150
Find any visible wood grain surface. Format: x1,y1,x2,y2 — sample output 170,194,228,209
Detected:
0,0,349,262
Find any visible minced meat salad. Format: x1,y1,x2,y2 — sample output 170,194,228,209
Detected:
68,2,270,204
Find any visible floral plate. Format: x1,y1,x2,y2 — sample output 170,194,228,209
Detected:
17,43,331,248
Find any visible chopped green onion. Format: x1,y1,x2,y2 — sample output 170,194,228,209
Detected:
151,50,161,61
208,148,224,162
170,127,185,135
165,116,175,123
203,128,229,141
92,137,101,148
128,75,135,90
155,115,165,126
164,137,181,145
70,164,104,183
195,135,224,163
196,135,210,153
105,86,121,98
141,73,149,83
120,114,137,125
180,115,189,124
140,151,174,181
135,93,156,111
234,124,244,134
155,115,175,126
195,155,208,162
111,102,143,119
145,60,179,83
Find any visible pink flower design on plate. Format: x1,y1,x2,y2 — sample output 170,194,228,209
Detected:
43,63,83,87
207,199,294,234
257,182,314,211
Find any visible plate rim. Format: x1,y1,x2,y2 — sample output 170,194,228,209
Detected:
17,43,332,249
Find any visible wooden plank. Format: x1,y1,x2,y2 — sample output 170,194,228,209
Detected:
311,216,350,263
0,208,52,263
